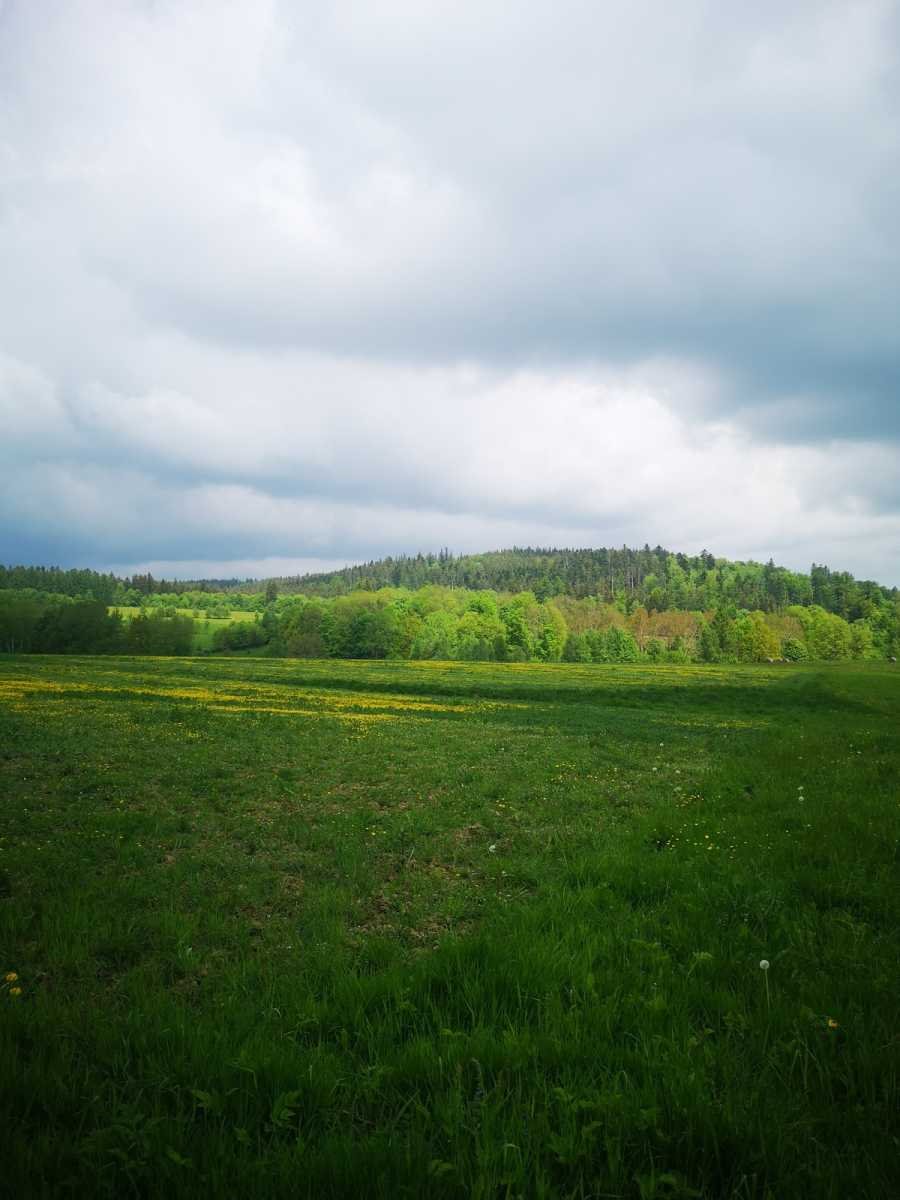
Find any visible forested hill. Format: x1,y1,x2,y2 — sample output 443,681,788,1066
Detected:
273,547,896,620
1,546,896,621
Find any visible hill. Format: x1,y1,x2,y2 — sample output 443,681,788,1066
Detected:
271,546,896,621
2,546,897,623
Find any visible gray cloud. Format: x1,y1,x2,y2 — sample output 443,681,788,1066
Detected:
1,0,899,582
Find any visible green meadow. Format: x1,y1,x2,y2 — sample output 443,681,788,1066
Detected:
1,656,898,1198
110,607,259,652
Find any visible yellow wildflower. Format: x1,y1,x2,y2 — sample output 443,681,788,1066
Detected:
9,987,22,997
4,972,17,983
827,1018,839,1029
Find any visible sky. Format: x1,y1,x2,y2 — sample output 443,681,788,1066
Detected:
2,0,899,585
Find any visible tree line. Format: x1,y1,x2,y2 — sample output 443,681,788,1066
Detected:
2,546,898,663
0,594,192,656
257,587,897,663
4,581,895,663
271,547,896,620
3,546,895,622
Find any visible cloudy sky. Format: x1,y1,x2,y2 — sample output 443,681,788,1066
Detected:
2,0,899,584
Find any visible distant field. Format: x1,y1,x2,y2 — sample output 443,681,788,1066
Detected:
1,657,898,1198
109,607,259,650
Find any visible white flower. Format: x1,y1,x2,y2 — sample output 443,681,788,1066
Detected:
488,844,497,853
759,959,770,971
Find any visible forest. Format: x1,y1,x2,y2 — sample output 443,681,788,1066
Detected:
3,545,896,616
1,547,898,663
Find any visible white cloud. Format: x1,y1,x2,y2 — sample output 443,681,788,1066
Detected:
4,340,899,581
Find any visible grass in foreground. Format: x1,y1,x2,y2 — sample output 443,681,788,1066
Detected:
1,656,898,1199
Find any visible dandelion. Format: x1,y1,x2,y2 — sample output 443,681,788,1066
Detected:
4,972,17,983
9,987,22,997
759,959,770,1009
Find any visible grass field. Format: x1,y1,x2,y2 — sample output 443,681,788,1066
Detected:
109,608,260,651
1,656,898,1198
